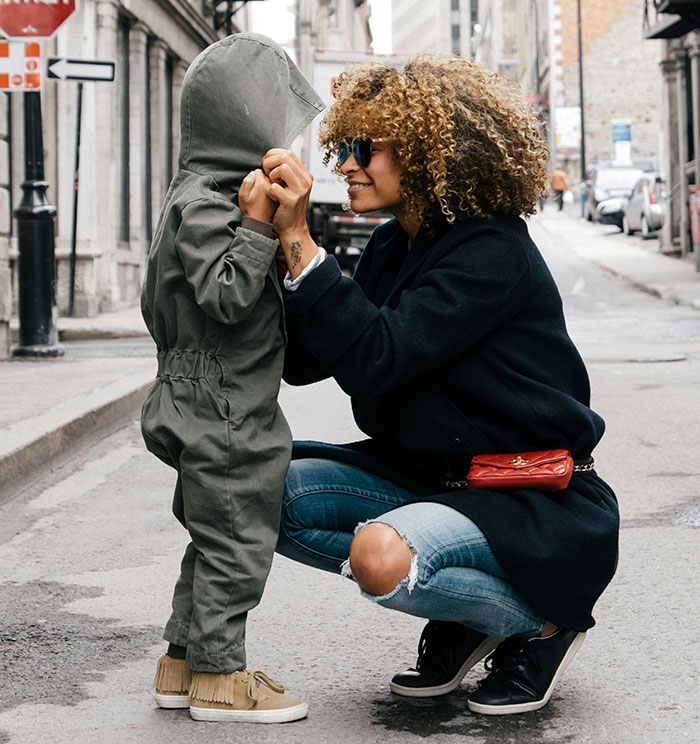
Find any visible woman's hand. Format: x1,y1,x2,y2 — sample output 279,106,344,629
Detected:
261,149,314,239
262,149,319,279
238,168,277,224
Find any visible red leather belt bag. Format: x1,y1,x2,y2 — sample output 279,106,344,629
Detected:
441,450,595,491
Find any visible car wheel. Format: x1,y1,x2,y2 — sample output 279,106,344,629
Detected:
622,215,634,235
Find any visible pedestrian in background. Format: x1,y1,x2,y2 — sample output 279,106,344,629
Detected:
140,33,322,723
551,166,570,211
263,54,619,716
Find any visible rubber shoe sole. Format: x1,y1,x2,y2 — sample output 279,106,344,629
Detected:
189,700,309,723
467,631,586,715
390,636,501,698
155,692,191,709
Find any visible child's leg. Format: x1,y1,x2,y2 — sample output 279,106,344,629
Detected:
167,428,289,674
163,477,195,650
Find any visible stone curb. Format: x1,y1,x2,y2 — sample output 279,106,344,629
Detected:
0,372,153,505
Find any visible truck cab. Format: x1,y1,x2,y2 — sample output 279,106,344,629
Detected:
306,49,405,273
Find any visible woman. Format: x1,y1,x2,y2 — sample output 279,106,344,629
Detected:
261,55,619,716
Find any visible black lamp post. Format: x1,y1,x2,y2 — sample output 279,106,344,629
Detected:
577,0,587,218
12,91,63,358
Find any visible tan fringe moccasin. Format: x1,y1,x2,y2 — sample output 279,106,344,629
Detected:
189,669,308,723
154,654,192,709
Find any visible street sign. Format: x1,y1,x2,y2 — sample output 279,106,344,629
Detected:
47,57,115,82
0,41,41,90
0,0,76,40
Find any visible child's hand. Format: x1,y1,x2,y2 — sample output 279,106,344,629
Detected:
238,169,278,223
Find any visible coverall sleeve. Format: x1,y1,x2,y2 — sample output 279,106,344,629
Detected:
175,195,279,325
283,233,531,398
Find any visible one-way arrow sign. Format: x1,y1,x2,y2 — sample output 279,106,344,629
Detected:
47,58,115,82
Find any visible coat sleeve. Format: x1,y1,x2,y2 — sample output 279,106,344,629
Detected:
283,233,531,397
282,308,332,385
175,195,278,325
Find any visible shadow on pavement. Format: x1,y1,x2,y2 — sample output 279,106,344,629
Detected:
370,691,576,742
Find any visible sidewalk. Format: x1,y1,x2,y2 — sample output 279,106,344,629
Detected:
533,209,700,310
2,214,699,501
0,306,155,501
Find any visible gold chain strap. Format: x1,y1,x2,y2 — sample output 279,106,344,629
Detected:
573,457,595,473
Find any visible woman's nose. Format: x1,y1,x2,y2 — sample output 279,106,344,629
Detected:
340,154,359,175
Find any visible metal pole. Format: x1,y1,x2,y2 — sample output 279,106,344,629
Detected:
577,0,587,218
531,0,541,100
12,91,63,357
69,82,83,317
225,0,233,36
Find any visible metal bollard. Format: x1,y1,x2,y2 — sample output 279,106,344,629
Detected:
12,91,63,358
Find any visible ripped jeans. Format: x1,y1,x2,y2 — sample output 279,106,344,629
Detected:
276,458,545,639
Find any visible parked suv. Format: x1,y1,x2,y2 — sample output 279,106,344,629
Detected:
584,164,646,222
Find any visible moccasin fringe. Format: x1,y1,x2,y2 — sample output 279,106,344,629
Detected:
153,655,192,694
189,670,286,706
189,671,239,705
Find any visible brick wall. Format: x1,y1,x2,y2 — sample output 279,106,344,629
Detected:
557,0,662,170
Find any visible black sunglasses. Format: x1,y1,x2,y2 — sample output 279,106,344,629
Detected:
338,137,385,168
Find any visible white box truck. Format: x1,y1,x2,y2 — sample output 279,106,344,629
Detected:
306,49,406,271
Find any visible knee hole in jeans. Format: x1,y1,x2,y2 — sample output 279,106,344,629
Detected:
347,522,416,597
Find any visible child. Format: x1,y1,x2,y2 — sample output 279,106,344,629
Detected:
140,33,323,723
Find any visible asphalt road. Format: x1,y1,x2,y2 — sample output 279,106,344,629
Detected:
0,211,698,743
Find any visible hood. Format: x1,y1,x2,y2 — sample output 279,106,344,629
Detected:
178,32,325,188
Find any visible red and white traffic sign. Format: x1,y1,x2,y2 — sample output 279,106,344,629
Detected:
0,41,40,90
0,0,76,40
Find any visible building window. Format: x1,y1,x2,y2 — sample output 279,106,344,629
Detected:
686,53,695,163
145,37,152,243
451,0,461,56
166,55,174,186
118,16,130,244
6,92,12,238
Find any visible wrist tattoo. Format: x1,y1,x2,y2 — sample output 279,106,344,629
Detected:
290,241,302,269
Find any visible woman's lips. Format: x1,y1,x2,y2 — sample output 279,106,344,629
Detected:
347,182,371,194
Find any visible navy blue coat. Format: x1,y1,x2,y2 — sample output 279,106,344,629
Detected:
283,215,619,631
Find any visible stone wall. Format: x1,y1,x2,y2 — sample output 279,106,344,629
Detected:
559,0,662,171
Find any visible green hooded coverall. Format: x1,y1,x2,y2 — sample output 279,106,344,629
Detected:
140,33,324,674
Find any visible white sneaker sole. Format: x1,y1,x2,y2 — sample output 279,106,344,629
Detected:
390,636,501,698
155,693,191,709
189,701,309,723
467,631,586,715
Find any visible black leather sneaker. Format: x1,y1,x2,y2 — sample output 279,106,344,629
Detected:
467,628,586,715
390,620,501,697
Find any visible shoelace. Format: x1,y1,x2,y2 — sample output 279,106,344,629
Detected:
478,637,543,689
415,621,458,676
246,670,285,703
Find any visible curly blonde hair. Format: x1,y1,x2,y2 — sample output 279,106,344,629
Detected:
319,54,550,224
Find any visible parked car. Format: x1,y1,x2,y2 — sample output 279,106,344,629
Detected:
594,196,628,230
583,163,647,222
621,173,666,237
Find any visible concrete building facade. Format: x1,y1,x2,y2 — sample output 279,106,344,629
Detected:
297,0,372,86
0,0,231,359
645,1,700,262
0,0,372,358
472,0,663,194
391,0,473,57
558,0,663,183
